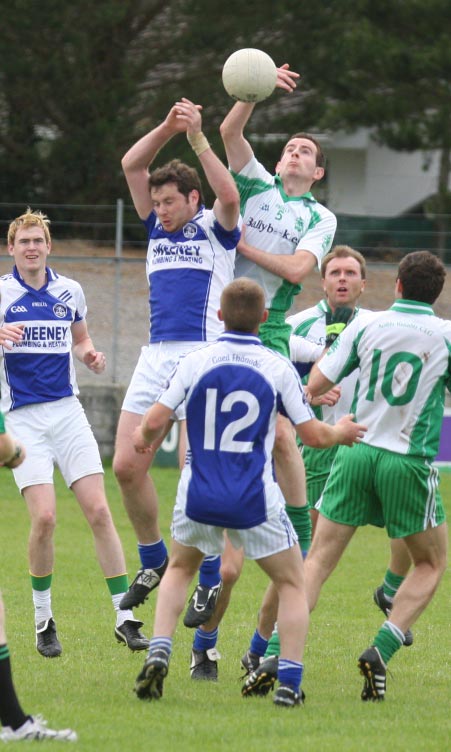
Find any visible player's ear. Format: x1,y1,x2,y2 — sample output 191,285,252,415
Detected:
218,309,224,322
261,309,269,323
313,166,325,182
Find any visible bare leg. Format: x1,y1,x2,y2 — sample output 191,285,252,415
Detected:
200,538,244,631
304,513,356,612
72,474,126,576
113,410,161,544
389,523,448,633
256,582,278,640
387,537,412,577
257,545,307,663
23,484,56,576
153,541,204,637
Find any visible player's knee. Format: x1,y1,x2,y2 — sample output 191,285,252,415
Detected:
85,502,114,532
220,559,242,586
33,509,56,539
113,452,146,487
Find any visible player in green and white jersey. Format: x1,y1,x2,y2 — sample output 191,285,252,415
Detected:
306,250,449,701
288,245,367,519
215,66,336,678
288,245,413,648
184,65,336,679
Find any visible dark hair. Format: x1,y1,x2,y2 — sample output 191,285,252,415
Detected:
321,245,367,280
220,278,265,332
282,132,326,169
148,158,204,208
397,251,446,304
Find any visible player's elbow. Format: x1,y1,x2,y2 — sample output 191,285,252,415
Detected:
286,268,306,285
219,119,234,142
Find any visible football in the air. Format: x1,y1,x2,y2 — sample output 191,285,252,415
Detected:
222,48,277,103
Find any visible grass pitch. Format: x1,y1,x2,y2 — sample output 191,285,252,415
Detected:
1,466,450,751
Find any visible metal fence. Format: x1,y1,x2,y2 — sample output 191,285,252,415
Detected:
1,200,451,260
1,201,451,390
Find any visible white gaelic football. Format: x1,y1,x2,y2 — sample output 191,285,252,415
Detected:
222,48,277,103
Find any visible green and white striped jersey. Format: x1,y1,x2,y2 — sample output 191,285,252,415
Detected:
287,301,367,424
232,157,336,313
318,299,451,457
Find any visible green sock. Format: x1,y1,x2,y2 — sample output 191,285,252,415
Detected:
30,573,52,591
264,627,280,658
285,504,311,556
373,622,404,664
383,570,405,599
105,574,129,596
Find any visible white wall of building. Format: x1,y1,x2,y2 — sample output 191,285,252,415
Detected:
324,128,442,216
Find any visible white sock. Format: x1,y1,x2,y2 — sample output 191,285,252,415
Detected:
112,594,134,626
32,588,52,626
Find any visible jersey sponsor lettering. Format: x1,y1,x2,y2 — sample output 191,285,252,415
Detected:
233,157,337,312
0,266,86,411
143,207,239,343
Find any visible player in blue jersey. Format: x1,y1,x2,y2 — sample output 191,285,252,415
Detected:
113,98,240,612
306,251,449,701
132,277,366,708
0,413,77,742
0,209,148,658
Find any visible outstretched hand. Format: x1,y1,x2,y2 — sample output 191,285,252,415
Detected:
276,64,300,93
335,414,367,447
165,98,203,135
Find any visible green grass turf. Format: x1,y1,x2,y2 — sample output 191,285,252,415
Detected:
1,466,450,751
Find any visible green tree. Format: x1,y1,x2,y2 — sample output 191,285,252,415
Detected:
302,0,451,257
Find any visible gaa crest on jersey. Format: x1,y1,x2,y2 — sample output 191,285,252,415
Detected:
183,223,197,240
53,303,67,318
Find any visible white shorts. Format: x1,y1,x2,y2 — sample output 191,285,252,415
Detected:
122,342,202,418
5,396,103,491
171,505,298,560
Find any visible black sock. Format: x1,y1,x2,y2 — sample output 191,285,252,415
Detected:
0,644,29,730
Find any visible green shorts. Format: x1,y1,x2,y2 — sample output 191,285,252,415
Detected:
258,313,291,357
0,411,5,435
303,444,338,509
317,442,446,538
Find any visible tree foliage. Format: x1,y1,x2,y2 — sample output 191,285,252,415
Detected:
0,0,450,228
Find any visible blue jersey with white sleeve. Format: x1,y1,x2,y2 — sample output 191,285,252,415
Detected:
0,266,85,412
157,332,314,528
144,206,240,343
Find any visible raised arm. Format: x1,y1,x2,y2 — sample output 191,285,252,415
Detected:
220,64,299,173
121,103,191,220
219,101,256,173
177,99,240,230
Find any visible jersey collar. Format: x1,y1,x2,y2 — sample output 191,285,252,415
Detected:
13,265,55,292
218,331,262,345
318,298,360,318
391,298,435,316
274,174,316,202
